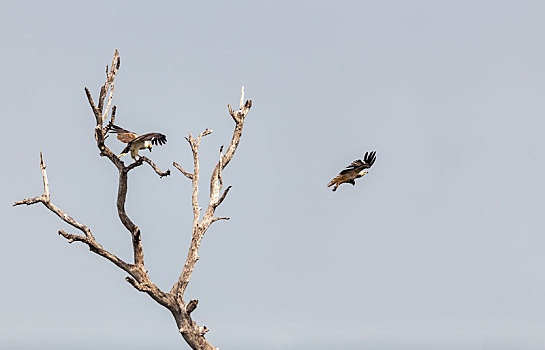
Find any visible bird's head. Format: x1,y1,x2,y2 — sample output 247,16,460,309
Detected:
144,141,153,152
358,170,368,177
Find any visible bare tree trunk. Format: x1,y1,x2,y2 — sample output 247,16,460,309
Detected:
14,50,252,350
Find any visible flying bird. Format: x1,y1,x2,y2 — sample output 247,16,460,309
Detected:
108,124,167,159
327,151,377,192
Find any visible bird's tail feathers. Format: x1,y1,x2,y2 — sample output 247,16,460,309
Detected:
119,145,131,157
107,124,125,134
327,176,342,190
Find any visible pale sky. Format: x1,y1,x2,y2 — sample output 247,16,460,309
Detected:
2,1,545,349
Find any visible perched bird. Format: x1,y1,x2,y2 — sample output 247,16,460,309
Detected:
108,124,167,159
327,151,376,192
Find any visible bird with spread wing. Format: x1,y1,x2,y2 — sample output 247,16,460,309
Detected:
108,124,167,159
327,151,377,191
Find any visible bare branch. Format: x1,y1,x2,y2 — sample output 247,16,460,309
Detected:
215,185,232,208
125,276,153,292
114,167,144,266
208,89,252,207
172,88,252,302
82,51,150,271
58,230,87,244
84,50,124,171
188,133,201,225
103,83,114,123
103,64,117,119
125,158,144,172
227,104,237,123
97,86,106,120
113,164,167,269
45,201,93,237
222,98,252,172
103,106,117,139
13,196,43,206
241,99,252,115
95,50,120,126
14,152,136,275
58,230,133,272
217,146,224,189
171,89,252,350
173,162,193,179
139,156,171,177
110,105,117,126
200,128,213,138
14,152,49,207
39,152,50,200
84,53,167,277
211,217,230,223
84,87,100,121
186,299,198,315
14,153,92,237
101,51,120,124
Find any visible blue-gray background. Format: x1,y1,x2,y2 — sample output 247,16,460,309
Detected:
2,1,544,349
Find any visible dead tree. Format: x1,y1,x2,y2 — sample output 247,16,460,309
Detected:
13,50,252,350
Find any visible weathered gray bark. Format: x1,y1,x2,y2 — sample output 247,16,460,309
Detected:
14,50,252,350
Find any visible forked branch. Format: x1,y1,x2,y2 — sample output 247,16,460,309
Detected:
14,153,132,274
167,87,251,349
172,87,252,301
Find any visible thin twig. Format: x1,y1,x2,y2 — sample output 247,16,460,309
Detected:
13,152,51,208
102,51,120,124
218,146,224,189
84,87,100,121
173,162,193,179
215,186,232,208
125,277,153,292
240,85,244,109
211,217,230,223
39,152,50,200
58,230,87,244
139,156,171,177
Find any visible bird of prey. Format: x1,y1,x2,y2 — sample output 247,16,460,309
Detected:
327,151,377,191
108,124,167,159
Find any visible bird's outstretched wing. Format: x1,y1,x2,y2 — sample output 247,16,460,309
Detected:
133,132,167,146
363,151,377,167
108,124,139,143
343,151,377,173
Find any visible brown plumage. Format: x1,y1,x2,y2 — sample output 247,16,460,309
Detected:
108,124,167,159
327,151,376,191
